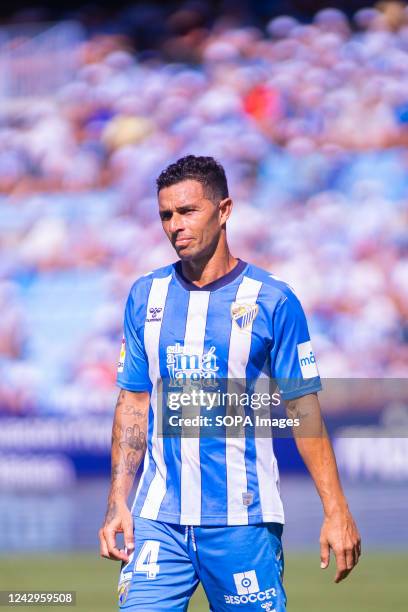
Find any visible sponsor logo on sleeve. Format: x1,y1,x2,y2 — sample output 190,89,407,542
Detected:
118,336,126,373
297,340,319,379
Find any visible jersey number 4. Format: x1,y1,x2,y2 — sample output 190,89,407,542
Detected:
134,540,160,579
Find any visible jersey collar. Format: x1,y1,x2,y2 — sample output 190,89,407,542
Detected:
173,259,247,292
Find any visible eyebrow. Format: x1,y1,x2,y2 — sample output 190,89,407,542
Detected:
176,203,200,210
160,202,201,213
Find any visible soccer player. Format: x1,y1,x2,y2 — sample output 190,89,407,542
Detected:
99,155,361,611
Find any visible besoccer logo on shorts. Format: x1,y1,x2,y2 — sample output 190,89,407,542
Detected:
224,569,277,607
234,570,259,595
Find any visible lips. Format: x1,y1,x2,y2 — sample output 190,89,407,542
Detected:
175,237,192,246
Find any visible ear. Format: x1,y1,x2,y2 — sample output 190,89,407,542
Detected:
218,197,233,225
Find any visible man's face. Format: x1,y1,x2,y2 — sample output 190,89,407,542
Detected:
158,179,227,261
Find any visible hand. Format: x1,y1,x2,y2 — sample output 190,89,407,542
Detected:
99,497,134,562
319,508,361,583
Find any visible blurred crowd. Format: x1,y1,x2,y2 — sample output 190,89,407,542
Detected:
0,2,407,415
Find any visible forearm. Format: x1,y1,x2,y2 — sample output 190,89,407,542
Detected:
286,394,348,517
107,389,149,515
286,394,361,581
295,428,348,516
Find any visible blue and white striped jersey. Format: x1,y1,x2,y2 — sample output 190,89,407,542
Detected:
117,259,321,526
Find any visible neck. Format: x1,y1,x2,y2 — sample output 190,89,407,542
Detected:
180,240,237,288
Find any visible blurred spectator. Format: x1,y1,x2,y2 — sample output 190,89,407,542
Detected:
0,3,407,415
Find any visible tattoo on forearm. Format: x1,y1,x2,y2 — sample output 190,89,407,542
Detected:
111,463,124,478
119,425,146,476
110,393,147,482
111,421,123,446
122,404,145,418
125,451,139,476
115,390,126,411
121,424,146,451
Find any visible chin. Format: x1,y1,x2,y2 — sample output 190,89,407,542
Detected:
177,250,195,261
174,243,209,262
176,247,204,262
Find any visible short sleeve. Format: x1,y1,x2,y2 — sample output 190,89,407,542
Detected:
270,292,322,400
116,289,151,392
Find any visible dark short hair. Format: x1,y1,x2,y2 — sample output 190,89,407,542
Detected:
156,155,229,203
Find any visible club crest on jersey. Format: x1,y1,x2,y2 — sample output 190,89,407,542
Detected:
231,302,259,331
118,580,131,605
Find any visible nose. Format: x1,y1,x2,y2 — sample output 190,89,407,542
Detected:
169,213,184,235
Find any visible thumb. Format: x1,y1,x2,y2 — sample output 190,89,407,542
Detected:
123,519,135,551
320,540,330,569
